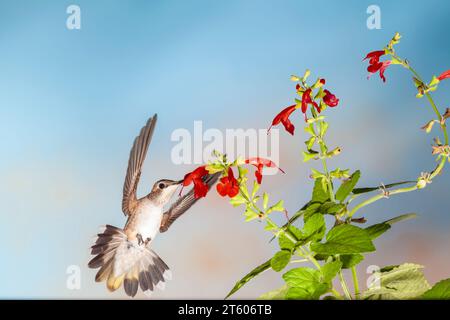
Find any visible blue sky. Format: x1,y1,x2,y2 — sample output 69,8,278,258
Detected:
0,0,449,298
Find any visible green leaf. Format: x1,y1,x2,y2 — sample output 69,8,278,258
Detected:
244,207,259,222
305,136,316,150
268,200,284,213
303,203,321,220
335,170,361,202
259,285,288,300
302,150,319,162
312,178,329,203
321,260,343,283
340,254,364,269
278,226,303,250
251,181,260,199
362,263,431,300
311,224,375,255
365,224,391,240
225,260,271,299
283,267,329,299
352,181,415,195
262,192,269,210
319,201,345,215
229,194,247,207
302,213,326,242
421,279,450,300
365,213,417,240
271,250,291,272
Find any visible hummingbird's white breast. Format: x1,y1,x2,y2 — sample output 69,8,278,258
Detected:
134,199,163,242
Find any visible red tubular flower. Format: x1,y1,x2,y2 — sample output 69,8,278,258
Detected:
216,167,239,198
437,70,450,81
245,157,285,184
301,88,320,120
182,165,210,198
323,89,339,107
364,50,391,82
268,104,297,135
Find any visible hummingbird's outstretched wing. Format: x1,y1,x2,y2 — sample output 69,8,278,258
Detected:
159,172,221,232
122,114,158,216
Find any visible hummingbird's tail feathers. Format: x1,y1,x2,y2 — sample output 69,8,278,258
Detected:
88,225,171,298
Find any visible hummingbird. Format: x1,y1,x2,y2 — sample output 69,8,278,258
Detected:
88,114,220,297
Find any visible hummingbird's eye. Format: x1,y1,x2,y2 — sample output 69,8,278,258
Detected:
158,183,165,189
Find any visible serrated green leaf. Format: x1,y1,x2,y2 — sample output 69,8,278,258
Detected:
335,170,361,202
340,254,364,269
362,263,431,300
271,250,291,272
311,224,375,255
225,260,271,299
283,267,329,299
319,201,345,215
259,285,288,300
302,213,326,242
321,260,343,283
421,279,450,300
312,178,329,203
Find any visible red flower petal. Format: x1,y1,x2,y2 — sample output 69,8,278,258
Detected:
323,89,339,107
216,167,240,198
268,104,297,135
245,157,285,184
181,165,210,198
437,70,450,81
363,50,385,63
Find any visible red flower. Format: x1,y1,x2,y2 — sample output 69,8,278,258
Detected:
268,104,297,135
182,166,210,198
437,70,450,81
245,157,285,184
364,50,391,82
323,89,339,107
302,88,320,119
216,167,239,198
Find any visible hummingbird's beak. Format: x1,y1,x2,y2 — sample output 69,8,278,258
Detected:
175,179,184,185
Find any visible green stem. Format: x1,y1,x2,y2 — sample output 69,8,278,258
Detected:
351,266,360,299
338,270,352,300
349,54,449,218
349,185,417,217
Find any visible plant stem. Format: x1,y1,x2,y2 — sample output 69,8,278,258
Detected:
351,266,360,299
349,185,417,217
313,116,335,202
348,54,449,217
338,270,352,300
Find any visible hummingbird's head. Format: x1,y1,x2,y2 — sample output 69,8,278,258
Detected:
151,179,183,205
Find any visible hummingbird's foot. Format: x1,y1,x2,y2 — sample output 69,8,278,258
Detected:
136,233,144,246
144,237,151,246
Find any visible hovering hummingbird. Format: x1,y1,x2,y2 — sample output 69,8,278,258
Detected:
88,114,219,297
